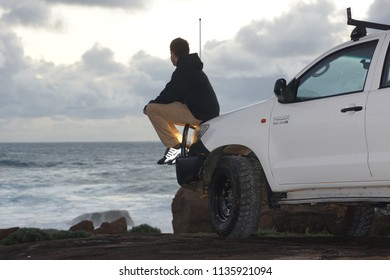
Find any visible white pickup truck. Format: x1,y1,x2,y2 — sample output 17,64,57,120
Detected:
175,8,390,238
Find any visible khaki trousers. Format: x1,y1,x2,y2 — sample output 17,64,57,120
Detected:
145,102,202,148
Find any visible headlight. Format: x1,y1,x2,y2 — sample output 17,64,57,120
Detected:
191,124,209,144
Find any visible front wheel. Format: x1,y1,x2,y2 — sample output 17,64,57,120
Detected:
209,156,262,238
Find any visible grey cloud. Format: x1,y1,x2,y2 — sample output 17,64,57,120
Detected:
0,0,62,28
367,0,390,25
130,51,172,103
0,31,29,114
203,0,349,91
131,51,171,80
81,44,126,76
0,31,27,74
236,1,341,58
0,31,169,120
0,0,145,29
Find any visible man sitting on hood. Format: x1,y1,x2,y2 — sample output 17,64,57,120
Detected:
144,37,220,165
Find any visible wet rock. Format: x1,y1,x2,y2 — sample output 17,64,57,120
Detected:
69,220,94,233
71,210,134,228
94,217,127,235
171,187,213,234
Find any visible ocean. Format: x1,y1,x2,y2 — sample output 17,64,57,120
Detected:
0,142,179,233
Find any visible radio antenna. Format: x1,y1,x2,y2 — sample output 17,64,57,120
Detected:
199,18,202,59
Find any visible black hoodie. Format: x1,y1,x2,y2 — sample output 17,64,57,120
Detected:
148,53,220,121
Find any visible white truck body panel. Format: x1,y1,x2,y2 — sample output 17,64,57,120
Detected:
199,30,390,201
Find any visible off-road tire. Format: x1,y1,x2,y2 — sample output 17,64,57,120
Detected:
324,205,375,236
209,156,262,238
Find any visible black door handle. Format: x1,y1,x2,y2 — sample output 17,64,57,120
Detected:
341,106,363,113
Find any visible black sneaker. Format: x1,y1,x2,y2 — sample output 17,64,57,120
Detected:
157,146,181,165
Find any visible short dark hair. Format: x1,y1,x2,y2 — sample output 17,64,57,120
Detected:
170,38,189,58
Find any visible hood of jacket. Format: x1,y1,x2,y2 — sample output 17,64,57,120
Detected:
177,53,203,70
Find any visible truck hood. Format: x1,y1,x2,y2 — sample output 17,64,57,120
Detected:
200,97,276,151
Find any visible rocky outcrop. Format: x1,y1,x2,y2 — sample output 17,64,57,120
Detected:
69,217,128,235
71,210,133,228
69,220,94,233
94,217,127,235
171,187,329,235
170,187,390,236
171,187,213,234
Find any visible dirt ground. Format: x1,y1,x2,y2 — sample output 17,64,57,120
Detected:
1,233,390,260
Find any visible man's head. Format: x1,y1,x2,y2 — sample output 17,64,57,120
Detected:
170,38,189,66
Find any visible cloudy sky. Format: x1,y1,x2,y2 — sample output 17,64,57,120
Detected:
0,0,387,142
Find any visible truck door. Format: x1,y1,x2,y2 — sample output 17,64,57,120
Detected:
366,36,390,180
269,40,378,185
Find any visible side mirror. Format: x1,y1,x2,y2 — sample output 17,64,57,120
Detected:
273,78,297,103
274,78,286,99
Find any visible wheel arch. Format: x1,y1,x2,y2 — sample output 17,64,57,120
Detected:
202,145,248,182
202,145,268,189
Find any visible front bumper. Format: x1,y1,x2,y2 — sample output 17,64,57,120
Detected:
175,155,205,186
175,140,209,186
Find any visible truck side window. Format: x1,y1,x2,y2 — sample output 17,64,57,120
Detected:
296,40,378,101
381,44,390,88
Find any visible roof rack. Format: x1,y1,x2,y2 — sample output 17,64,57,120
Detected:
347,7,390,41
